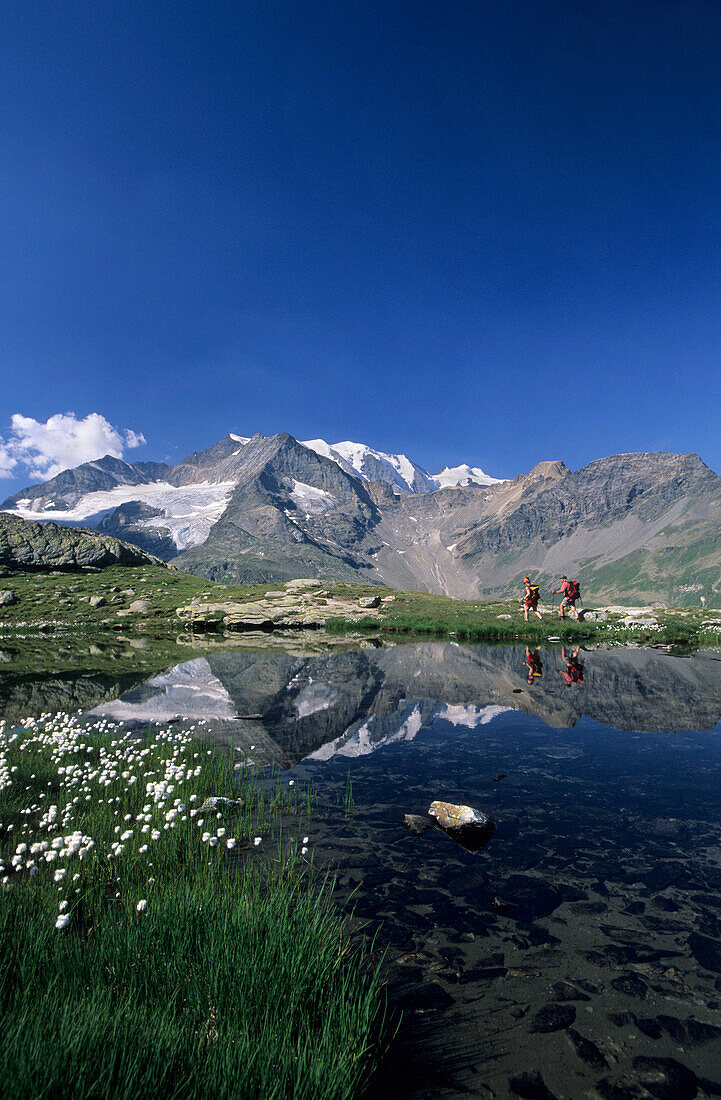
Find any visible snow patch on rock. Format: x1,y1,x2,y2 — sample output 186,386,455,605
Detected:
287,480,336,515
6,481,235,550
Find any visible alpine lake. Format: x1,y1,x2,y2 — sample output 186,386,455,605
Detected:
4,620,721,1100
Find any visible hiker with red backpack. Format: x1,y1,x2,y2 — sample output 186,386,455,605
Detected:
523,577,543,621
552,576,580,620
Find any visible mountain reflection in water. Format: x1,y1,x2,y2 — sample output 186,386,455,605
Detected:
88,642,721,766
38,642,721,1096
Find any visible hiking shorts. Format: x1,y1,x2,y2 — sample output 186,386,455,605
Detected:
561,596,576,608
524,596,538,609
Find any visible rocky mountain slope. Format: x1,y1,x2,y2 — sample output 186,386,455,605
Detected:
3,433,721,603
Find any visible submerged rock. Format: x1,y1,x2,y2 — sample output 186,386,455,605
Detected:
531,1003,576,1033
402,813,434,836
427,800,495,851
633,1055,698,1100
509,1070,559,1099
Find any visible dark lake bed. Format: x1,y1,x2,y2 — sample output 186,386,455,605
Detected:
6,638,721,1098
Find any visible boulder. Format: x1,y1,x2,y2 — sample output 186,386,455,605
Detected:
128,599,151,612
428,800,495,852
579,609,607,622
359,595,382,609
0,589,17,606
0,513,166,571
88,595,106,608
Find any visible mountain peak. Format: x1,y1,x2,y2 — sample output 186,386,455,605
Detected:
527,460,569,481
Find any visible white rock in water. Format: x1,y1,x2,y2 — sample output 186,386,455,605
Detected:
427,800,495,851
428,801,492,830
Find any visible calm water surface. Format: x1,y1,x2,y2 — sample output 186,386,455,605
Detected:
8,639,721,1099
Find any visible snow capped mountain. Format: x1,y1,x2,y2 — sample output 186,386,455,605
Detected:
431,464,503,489
0,429,505,566
301,438,503,493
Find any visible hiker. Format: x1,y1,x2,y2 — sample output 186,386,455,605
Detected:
524,645,543,684
523,577,542,621
555,645,584,684
552,575,580,620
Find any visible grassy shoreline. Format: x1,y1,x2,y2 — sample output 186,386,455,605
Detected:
1,563,721,650
0,713,387,1099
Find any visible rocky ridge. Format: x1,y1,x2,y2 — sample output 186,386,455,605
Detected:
0,513,167,571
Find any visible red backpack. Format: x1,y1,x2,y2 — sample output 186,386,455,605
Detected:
567,580,580,600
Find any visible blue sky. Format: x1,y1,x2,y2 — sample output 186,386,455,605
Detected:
2,0,721,492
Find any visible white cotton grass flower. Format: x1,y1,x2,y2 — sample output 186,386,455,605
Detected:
226,838,236,849
55,913,70,930
301,847,309,855
136,899,147,912
302,836,309,844
253,837,262,846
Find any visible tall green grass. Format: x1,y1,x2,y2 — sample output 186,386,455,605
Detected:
324,612,598,643
0,717,387,1099
0,866,384,1100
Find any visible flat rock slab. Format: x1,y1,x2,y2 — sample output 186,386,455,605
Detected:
176,583,384,631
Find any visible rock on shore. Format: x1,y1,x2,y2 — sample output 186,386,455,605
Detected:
0,513,167,571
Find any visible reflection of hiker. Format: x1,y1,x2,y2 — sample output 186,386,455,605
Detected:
556,645,584,684
523,577,542,621
552,576,580,620
524,645,543,684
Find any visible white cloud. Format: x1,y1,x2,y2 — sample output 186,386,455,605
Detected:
0,413,146,481
0,442,16,479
